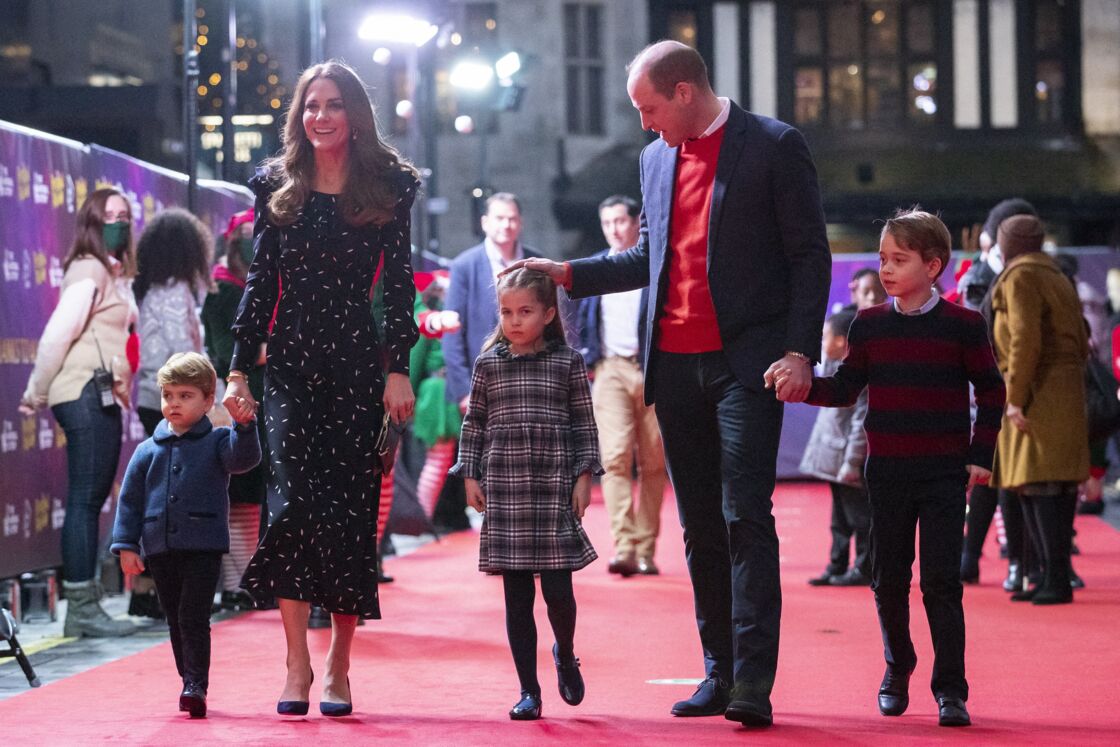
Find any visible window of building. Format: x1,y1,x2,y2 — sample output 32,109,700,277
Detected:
791,0,938,130
1032,0,1067,126
564,3,605,135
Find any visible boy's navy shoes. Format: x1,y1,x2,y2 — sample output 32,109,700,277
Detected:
179,683,207,718
877,666,914,716
830,569,871,587
553,643,584,705
509,691,542,720
670,675,729,716
937,697,971,726
724,683,773,727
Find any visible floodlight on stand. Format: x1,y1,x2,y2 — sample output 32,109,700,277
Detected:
358,14,439,47
450,61,494,91
494,52,521,81
454,115,475,134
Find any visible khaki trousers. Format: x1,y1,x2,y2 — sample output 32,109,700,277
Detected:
592,356,666,558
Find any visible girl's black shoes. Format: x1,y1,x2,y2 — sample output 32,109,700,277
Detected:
509,692,542,720
553,643,585,706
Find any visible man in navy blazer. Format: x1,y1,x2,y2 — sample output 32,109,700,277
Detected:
444,193,579,410
509,42,831,726
443,193,541,411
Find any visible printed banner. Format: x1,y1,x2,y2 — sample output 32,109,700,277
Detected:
0,120,250,579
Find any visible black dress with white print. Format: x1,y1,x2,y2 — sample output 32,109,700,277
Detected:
231,167,419,618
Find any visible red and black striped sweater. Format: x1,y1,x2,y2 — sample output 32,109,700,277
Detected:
806,299,1006,482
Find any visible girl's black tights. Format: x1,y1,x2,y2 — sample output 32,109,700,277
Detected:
502,570,577,697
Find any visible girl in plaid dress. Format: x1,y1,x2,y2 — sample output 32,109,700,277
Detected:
451,268,601,721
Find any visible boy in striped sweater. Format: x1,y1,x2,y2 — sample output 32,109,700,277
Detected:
768,209,1005,728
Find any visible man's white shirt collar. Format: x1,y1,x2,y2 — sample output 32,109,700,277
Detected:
697,97,731,139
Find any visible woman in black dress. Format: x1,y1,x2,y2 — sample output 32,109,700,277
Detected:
223,60,419,716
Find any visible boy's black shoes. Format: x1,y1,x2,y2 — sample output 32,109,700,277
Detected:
830,569,871,587
509,691,542,720
959,552,980,584
553,643,585,705
937,697,971,726
179,683,207,718
670,675,729,716
724,683,773,727
807,571,835,586
877,666,914,716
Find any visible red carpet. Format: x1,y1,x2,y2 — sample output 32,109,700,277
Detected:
3,482,1119,744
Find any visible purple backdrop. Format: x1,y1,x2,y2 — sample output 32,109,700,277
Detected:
1,121,251,578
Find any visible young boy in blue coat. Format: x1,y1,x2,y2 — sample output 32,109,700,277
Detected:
111,352,260,718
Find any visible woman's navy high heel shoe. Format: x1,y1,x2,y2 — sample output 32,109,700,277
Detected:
320,676,352,717
277,671,313,716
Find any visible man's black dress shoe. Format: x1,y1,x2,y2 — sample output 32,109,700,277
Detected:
509,691,542,720
724,683,772,726
830,568,871,587
877,666,913,716
1010,585,1039,602
636,556,660,575
607,552,638,577
1031,586,1073,605
670,675,729,716
807,570,836,586
179,683,207,718
937,697,971,726
553,643,584,705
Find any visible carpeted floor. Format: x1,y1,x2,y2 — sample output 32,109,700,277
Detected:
2,482,1118,745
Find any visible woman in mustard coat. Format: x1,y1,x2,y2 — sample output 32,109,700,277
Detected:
990,215,1088,605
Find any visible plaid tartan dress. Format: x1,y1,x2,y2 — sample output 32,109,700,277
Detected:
451,340,601,572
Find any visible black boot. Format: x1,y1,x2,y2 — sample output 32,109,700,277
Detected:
1031,491,1076,605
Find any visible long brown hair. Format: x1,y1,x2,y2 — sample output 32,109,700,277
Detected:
63,187,135,276
482,269,567,352
263,59,419,227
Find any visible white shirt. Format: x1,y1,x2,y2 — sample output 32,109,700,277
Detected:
600,287,643,358
484,238,523,279
698,97,731,139
892,289,940,316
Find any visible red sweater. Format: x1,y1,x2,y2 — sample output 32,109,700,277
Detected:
658,126,725,353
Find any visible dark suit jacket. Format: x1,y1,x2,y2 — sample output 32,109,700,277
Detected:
578,249,649,369
443,242,541,403
568,103,832,405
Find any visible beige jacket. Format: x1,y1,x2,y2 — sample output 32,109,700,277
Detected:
23,256,137,408
990,252,1089,489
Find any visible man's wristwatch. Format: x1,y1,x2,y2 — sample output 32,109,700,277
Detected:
785,351,810,363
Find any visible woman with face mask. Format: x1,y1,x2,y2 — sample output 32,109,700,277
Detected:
19,187,139,638
201,208,268,611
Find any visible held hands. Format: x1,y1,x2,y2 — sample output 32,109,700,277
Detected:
383,372,415,424
1005,403,1030,433
464,478,487,513
763,354,812,403
222,379,257,424
571,472,591,520
119,550,145,576
966,464,992,489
